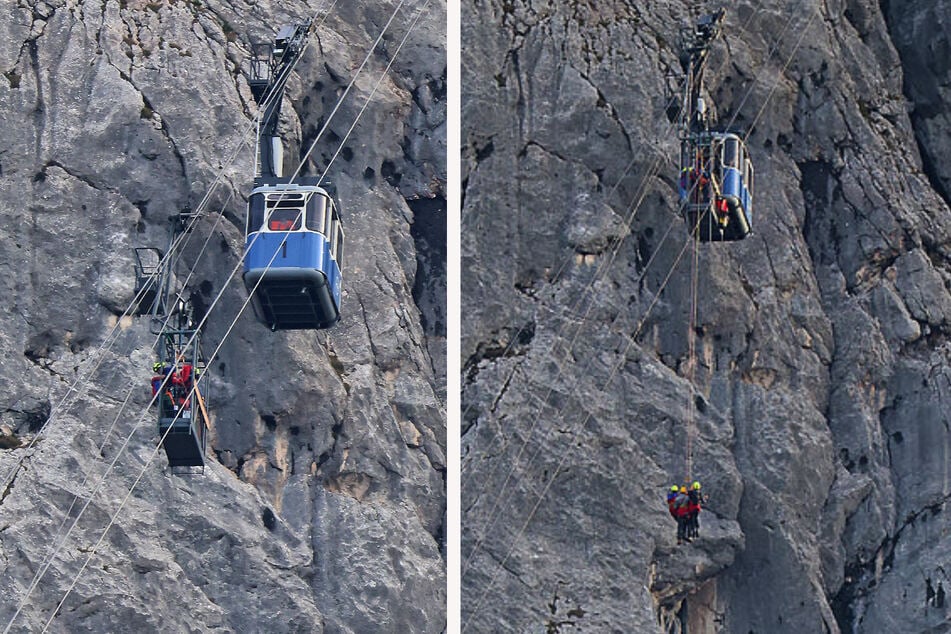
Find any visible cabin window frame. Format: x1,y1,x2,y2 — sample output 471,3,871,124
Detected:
746,160,754,199
247,193,266,234
305,194,328,234
707,142,720,184
722,137,740,170
334,217,345,266
327,203,344,265
266,207,304,232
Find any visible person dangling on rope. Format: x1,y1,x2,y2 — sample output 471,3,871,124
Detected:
674,485,691,544
687,481,705,539
667,485,680,518
665,485,683,542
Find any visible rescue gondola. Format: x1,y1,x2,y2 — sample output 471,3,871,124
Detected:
148,300,209,470
674,8,754,242
133,211,210,470
678,131,754,242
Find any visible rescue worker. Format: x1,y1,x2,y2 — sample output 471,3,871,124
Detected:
150,362,170,396
687,481,705,538
674,485,691,544
680,156,711,204
151,361,182,418
679,167,690,201
715,197,730,228
667,485,680,518
150,362,177,417
666,484,681,543
171,363,193,388
689,162,711,205
171,362,194,410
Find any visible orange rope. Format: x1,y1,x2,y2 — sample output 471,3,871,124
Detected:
686,211,700,482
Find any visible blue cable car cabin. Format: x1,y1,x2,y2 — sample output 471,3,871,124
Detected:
679,132,754,242
243,176,343,330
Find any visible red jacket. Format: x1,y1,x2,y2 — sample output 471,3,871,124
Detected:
172,364,193,386
673,493,690,518
687,489,704,514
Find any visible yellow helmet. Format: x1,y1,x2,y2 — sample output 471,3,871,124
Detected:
670,485,679,492
679,486,687,494
152,362,163,372
692,481,701,490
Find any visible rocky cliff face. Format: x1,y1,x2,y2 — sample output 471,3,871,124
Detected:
462,1,951,632
0,0,446,631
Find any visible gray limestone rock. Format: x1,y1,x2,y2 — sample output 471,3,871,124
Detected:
0,0,445,631
462,1,951,632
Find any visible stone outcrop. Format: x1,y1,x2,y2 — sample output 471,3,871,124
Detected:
462,1,951,632
0,0,446,631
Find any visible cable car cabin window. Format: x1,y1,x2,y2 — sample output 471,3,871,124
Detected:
266,191,304,200
723,137,740,169
306,195,328,234
328,221,338,261
746,160,754,197
267,198,305,208
248,193,266,234
267,208,302,231
334,221,345,266
329,204,342,259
